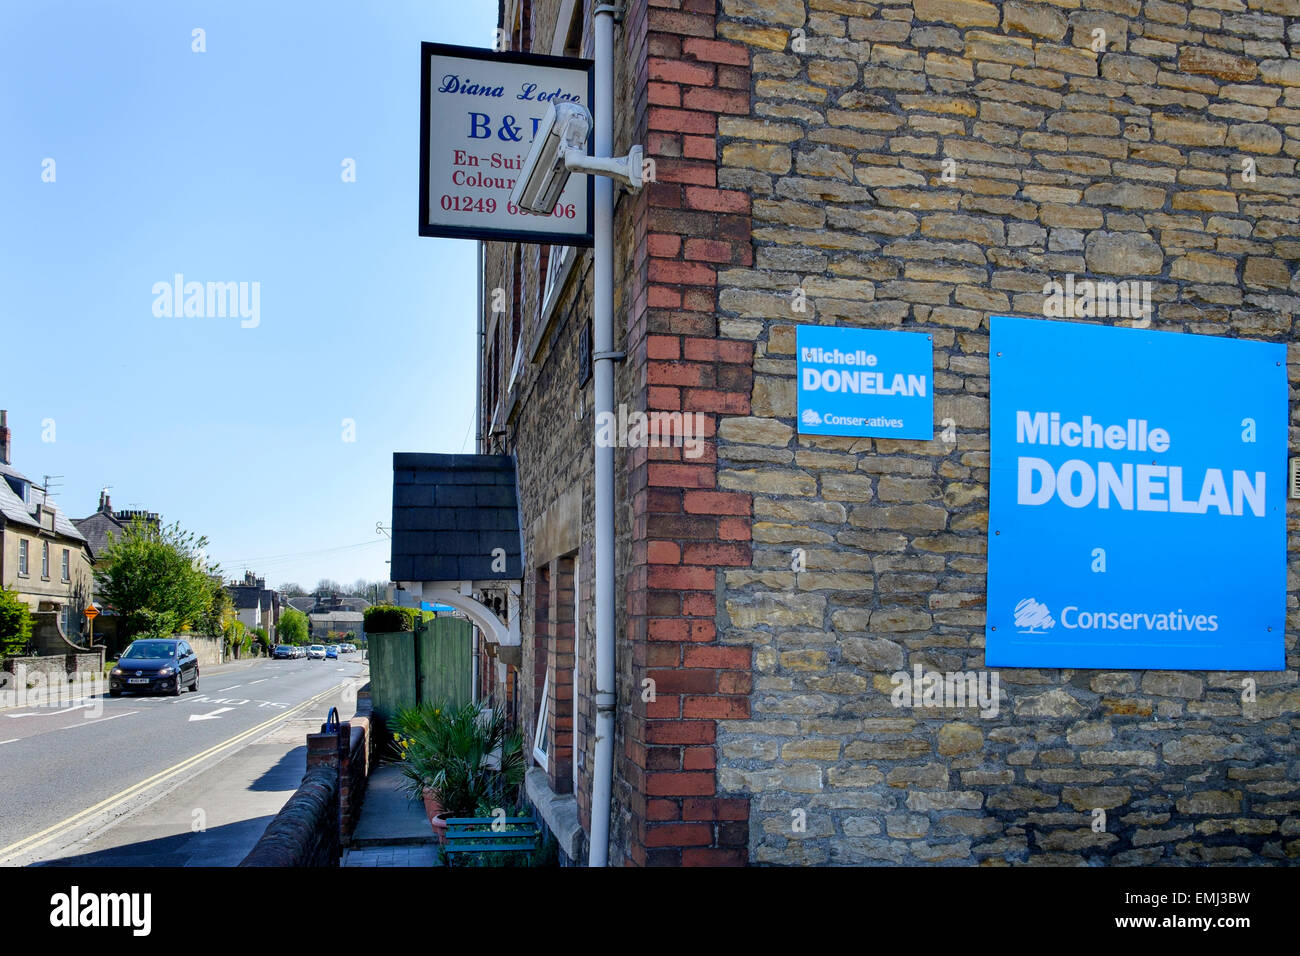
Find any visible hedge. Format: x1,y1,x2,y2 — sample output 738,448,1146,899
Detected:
363,604,417,633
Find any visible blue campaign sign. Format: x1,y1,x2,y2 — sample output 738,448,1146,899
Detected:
986,316,1287,670
796,325,933,439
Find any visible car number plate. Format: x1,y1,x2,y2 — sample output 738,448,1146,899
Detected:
128,678,150,684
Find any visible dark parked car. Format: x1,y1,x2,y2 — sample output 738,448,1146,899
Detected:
109,638,199,697
273,644,296,660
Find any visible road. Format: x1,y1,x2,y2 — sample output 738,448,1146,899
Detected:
0,655,368,865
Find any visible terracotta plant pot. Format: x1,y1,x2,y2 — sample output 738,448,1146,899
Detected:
430,812,452,845
422,789,449,844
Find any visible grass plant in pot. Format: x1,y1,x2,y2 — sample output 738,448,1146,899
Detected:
393,700,525,844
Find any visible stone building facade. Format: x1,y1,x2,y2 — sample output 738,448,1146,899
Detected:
475,0,1299,865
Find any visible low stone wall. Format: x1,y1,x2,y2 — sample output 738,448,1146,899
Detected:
240,685,378,866
238,767,340,867
2,650,105,681
184,635,224,668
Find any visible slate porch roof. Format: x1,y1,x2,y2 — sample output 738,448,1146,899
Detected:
390,453,523,582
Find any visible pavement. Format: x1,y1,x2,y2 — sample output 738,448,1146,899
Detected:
0,655,369,866
343,763,439,867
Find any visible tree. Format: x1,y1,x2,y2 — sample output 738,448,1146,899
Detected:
0,587,33,656
251,626,270,654
314,578,341,595
280,582,306,597
278,607,309,645
199,582,235,638
96,518,221,641
223,618,248,655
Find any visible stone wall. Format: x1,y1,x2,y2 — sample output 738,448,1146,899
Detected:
706,0,1299,864
240,690,377,866
180,634,224,668
2,650,104,682
239,766,340,867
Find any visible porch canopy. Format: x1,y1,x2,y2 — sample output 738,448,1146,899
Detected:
390,452,523,647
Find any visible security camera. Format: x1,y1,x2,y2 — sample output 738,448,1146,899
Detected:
510,101,644,215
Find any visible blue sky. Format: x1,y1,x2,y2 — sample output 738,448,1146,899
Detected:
0,1,495,590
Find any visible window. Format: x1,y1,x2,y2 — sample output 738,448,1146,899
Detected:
533,563,550,771
61,549,70,582
533,671,549,770
17,539,28,576
60,604,71,636
41,541,49,579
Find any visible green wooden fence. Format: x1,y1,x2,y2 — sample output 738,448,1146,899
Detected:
368,616,473,721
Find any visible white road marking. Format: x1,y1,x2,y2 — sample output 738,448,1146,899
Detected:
5,702,95,719
248,679,268,685
188,707,235,722
38,712,138,734
0,738,17,745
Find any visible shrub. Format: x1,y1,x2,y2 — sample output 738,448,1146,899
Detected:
363,604,416,633
392,701,525,818
0,587,33,656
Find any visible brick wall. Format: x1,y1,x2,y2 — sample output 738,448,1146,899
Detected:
614,0,762,867
707,0,1299,865
547,556,577,792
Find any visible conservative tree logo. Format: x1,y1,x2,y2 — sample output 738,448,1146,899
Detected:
1013,598,1055,634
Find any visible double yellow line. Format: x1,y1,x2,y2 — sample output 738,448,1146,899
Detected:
0,682,349,865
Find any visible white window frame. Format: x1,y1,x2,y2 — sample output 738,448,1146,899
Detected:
61,548,70,582
41,541,49,579
17,539,28,576
533,670,549,770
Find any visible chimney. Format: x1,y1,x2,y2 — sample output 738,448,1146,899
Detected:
99,488,112,513
0,410,10,465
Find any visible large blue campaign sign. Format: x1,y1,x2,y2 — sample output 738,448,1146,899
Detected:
986,316,1286,670
796,325,933,440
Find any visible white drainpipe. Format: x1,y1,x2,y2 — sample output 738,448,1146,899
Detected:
589,2,618,868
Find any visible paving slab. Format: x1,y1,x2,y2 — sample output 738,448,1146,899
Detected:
350,763,436,847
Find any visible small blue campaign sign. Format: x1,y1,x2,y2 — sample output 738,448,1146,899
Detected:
986,316,1287,670
796,325,933,440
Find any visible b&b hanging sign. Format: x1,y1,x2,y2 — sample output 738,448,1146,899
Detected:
419,42,594,245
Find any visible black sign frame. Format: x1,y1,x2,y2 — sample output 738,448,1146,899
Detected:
419,41,595,246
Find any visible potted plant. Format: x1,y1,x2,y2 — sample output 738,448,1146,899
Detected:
392,700,525,843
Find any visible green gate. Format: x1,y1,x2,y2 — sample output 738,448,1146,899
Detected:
367,616,473,721
368,630,417,720
417,615,473,711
